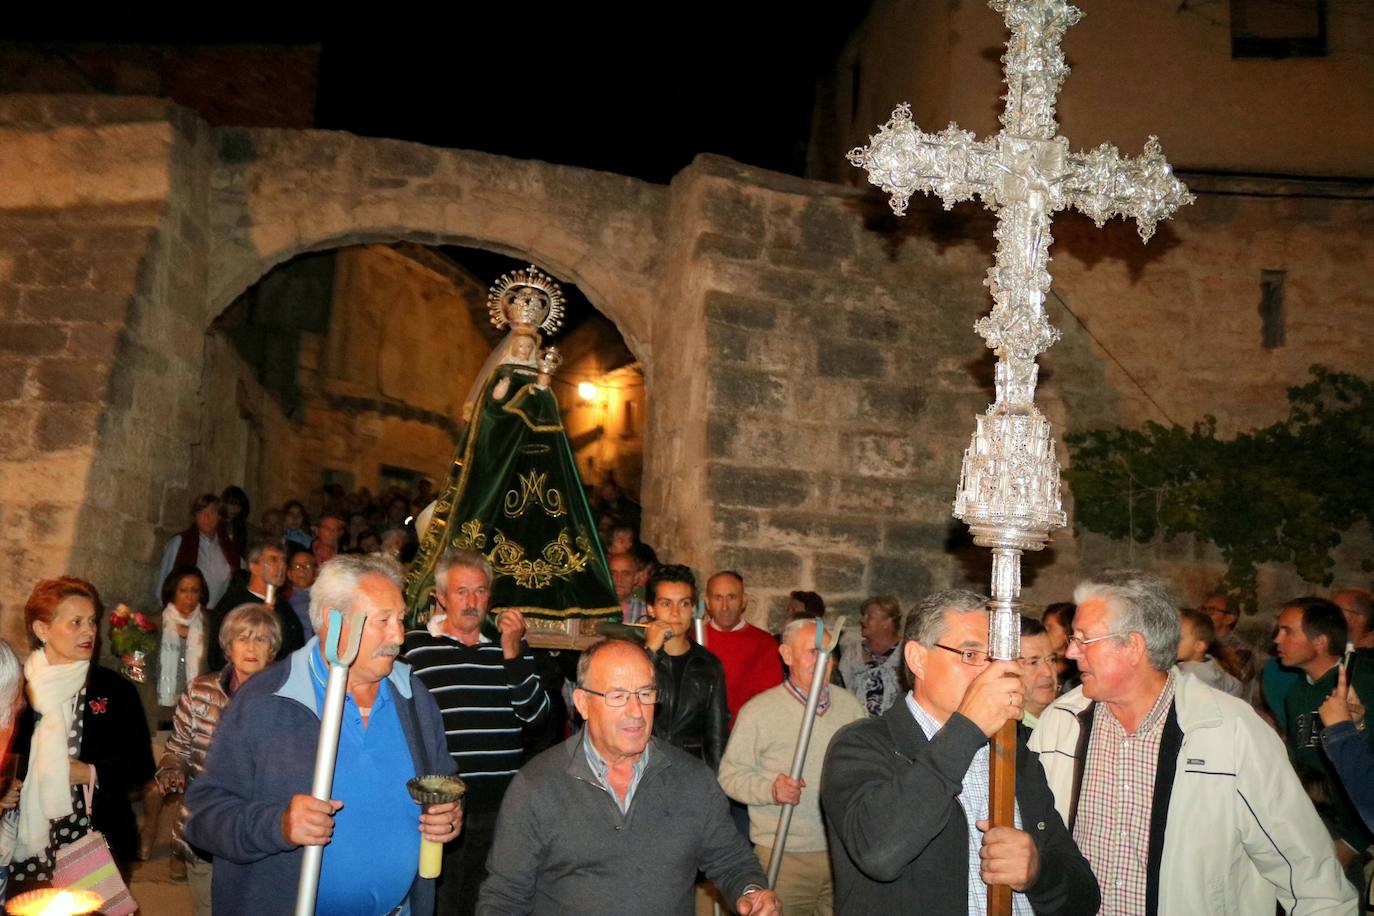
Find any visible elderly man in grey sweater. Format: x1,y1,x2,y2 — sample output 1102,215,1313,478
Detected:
479,638,780,916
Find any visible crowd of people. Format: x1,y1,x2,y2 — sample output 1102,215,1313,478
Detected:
0,482,1370,916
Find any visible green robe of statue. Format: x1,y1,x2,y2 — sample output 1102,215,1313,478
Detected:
404,362,619,627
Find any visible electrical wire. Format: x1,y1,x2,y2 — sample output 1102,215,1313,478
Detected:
1049,287,1179,427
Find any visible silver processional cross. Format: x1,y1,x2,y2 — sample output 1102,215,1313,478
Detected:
847,4,1192,910
849,0,1193,661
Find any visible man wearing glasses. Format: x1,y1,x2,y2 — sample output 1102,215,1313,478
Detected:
284,547,318,635
1029,570,1355,914
821,589,1099,915
481,637,780,915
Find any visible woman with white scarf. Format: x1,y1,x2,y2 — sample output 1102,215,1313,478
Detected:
158,566,208,711
141,565,208,864
9,577,154,892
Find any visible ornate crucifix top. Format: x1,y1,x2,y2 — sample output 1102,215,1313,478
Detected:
848,0,1193,657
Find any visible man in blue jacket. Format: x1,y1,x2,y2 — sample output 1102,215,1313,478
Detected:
185,554,461,916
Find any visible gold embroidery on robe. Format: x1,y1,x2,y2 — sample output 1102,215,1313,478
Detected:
488,530,594,590
503,470,566,519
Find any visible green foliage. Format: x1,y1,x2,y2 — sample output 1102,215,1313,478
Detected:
1064,366,1374,602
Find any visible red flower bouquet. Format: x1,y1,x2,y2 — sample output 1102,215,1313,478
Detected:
109,603,157,683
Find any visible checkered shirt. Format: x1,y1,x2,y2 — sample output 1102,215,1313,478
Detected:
906,695,1033,916
1072,670,1177,916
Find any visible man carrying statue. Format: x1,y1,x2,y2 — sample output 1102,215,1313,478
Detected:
405,265,619,649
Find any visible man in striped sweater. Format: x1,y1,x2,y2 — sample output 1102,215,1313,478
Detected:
404,547,550,916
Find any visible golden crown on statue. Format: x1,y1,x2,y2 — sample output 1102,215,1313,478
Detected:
488,264,566,335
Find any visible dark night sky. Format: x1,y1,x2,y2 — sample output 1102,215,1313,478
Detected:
5,2,872,184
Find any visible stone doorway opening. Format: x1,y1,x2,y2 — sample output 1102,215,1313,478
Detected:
196,241,646,548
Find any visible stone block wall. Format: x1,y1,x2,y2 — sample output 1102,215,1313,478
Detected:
668,157,1374,625
670,157,1013,626
0,96,210,645
1036,173,1374,611
2,94,1370,650
193,243,504,512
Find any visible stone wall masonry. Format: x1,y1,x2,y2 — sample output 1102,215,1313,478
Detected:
69,101,216,617
192,242,498,515
2,94,1370,650
206,129,668,363
690,156,1374,625
634,162,718,571
685,156,1003,626
0,96,199,646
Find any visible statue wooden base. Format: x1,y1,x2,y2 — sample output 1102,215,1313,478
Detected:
522,616,611,651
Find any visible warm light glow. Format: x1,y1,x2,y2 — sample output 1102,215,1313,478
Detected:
577,382,598,400
5,888,103,916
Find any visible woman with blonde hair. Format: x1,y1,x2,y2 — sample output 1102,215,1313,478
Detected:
838,596,904,716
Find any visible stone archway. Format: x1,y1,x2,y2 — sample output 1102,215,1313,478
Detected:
0,97,707,642
204,130,667,362
195,129,674,572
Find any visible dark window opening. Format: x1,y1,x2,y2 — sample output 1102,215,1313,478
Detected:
322,468,355,492
1231,0,1327,59
1259,269,1286,349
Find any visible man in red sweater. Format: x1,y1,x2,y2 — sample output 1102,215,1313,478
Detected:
701,570,783,726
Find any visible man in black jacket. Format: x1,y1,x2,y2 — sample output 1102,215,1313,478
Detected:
207,539,303,669
821,589,1099,915
643,564,728,770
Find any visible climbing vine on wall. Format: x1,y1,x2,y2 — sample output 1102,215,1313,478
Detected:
1064,366,1374,603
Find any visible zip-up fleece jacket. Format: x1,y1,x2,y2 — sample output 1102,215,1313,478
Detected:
1029,670,1357,915
183,639,455,916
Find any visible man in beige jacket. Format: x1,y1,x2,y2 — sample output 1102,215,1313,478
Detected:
719,618,866,916
1030,571,1356,915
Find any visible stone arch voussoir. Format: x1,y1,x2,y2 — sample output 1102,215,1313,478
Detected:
206,130,669,360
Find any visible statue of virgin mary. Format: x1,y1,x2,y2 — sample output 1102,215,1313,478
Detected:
404,265,619,647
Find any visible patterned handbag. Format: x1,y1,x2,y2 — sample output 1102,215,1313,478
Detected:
51,780,137,916
51,829,136,915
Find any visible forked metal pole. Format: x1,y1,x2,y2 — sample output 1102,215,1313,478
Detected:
294,607,365,916
766,618,844,889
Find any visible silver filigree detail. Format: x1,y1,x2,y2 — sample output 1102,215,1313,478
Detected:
993,0,1082,139
848,0,1193,660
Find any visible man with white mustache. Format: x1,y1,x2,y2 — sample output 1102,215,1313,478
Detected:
404,548,549,915
185,553,461,916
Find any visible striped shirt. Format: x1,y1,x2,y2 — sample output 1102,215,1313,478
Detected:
402,628,550,814
906,695,1032,916
1073,670,1176,916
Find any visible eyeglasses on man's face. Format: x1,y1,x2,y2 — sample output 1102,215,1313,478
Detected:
1067,631,1130,650
1018,653,1060,669
934,644,992,667
289,562,316,571
578,686,658,707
